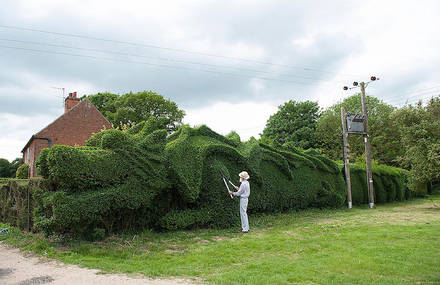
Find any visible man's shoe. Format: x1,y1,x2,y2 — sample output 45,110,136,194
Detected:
241,230,249,233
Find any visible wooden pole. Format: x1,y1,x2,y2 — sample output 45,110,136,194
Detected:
360,82,375,208
341,107,352,208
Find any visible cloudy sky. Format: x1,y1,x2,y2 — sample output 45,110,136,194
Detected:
1,0,439,161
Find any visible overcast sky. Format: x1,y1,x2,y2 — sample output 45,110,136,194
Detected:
1,0,439,161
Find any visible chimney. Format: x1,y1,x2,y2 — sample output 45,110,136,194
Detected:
64,91,81,113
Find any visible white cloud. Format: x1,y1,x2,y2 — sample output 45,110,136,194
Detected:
0,113,56,161
184,101,277,141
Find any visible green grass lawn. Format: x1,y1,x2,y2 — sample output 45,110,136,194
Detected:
1,195,440,284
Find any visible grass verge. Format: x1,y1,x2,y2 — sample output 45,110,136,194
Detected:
1,195,440,284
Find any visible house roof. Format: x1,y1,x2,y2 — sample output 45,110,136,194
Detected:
21,98,111,153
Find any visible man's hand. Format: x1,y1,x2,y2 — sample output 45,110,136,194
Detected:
228,190,233,194
234,186,239,190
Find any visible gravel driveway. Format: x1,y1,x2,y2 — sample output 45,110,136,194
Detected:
0,243,196,285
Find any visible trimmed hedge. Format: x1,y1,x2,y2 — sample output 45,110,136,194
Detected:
33,178,156,239
345,163,412,205
160,125,346,230
4,123,416,238
34,121,170,237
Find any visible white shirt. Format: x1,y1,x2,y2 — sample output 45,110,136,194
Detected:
233,180,250,198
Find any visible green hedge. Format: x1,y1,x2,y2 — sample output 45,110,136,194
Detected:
160,125,346,230
33,178,157,239
22,123,416,238
32,120,172,238
345,163,411,205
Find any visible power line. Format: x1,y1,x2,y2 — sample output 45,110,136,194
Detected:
382,88,440,102
0,44,322,86
0,24,354,76
0,38,345,83
401,84,440,94
385,89,440,105
398,95,439,106
389,94,438,106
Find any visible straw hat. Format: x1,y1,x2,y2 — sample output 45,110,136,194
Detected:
239,171,250,180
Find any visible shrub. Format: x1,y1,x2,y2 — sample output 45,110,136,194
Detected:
15,164,29,179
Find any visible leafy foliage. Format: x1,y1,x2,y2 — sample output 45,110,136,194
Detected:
261,100,320,149
15,164,29,179
317,94,401,165
0,158,23,178
392,96,440,192
0,179,43,230
88,91,185,133
0,159,10,178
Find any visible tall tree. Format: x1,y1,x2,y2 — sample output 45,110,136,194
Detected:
88,91,185,133
0,158,10,177
316,94,401,165
261,100,320,149
392,96,440,191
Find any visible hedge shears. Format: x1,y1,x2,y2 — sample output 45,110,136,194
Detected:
220,171,237,199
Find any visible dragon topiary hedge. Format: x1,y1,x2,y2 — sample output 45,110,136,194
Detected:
3,120,414,238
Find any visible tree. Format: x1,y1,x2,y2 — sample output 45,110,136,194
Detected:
261,100,320,149
0,158,23,178
87,92,118,114
88,91,185,133
0,158,10,177
316,94,401,165
9,158,23,177
392,96,440,191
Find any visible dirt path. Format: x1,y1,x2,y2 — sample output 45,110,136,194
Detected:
0,243,196,285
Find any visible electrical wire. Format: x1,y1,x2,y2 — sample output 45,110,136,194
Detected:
390,94,439,106
382,88,440,102
385,90,440,105
0,38,346,83
0,44,322,86
0,24,354,76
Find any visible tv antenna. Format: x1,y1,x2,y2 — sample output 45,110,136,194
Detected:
51,86,65,109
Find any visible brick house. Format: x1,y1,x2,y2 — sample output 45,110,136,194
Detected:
21,92,112,177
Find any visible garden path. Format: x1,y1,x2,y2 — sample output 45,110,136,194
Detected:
0,243,196,285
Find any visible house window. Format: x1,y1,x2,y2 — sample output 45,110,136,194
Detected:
27,148,30,163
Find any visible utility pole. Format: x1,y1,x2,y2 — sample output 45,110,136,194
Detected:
360,82,375,209
343,76,379,209
341,107,352,208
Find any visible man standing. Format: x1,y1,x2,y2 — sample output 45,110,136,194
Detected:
229,171,250,233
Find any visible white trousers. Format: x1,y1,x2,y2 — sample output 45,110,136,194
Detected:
239,198,249,232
